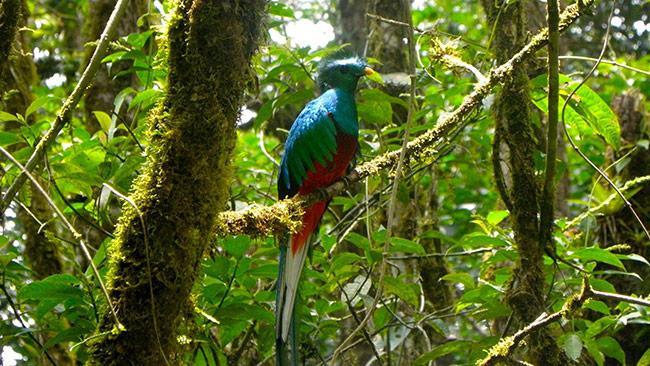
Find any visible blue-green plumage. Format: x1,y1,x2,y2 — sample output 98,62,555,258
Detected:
275,56,376,366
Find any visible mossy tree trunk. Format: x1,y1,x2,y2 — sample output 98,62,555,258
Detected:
88,0,265,364
481,1,570,364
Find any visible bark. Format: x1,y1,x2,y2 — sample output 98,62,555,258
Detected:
88,0,264,364
481,1,570,364
82,0,146,133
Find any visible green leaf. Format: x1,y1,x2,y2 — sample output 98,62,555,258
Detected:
583,299,611,315
563,81,621,150
442,272,475,289
564,333,583,361
586,338,605,366
389,237,425,255
19,274,83,302
486,210,509,225
0,131,22,146
223,235,251,258
414,340,473,365
125,30,154,49
596,336,626,366
268,1,295,18
0,111,19,122
571,247,625,269
128,89,163,111
93,111,112,134
25,95,58,119
344,232,370,251
638,348,650,366
531,74,621,150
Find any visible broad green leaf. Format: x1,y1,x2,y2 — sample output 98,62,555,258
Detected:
596,336,626,366
442,272,475,289
638,348,650,366
583,299,611,315
389,237,425,255
586,338,605,366
25,95,58,118
571,247,625,269
414,340,473,365
384,276,419,306
531,74,620,150
564,333,583,361
345,232,370,251
0,131,22,146
19,274,83,302
486,210,509,225
223,235,251,258
0,111,19,122
563,81,620,150
268,1,295,18
93,111,112,134
128,89,163,111
462,234,508,248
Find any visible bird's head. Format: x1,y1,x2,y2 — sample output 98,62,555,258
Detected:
317,56,381,93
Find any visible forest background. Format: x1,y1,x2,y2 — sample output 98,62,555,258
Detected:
0,0,649,365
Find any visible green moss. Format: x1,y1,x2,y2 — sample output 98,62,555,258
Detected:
88,1,265,364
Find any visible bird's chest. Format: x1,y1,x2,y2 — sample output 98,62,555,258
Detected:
298,133,357,194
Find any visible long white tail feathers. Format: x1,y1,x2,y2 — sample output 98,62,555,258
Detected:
279,242,309,341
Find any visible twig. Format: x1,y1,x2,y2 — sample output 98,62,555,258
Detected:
539,0,560,259
0,147,123,331
477,279,592,366
216,0,597,237
0,0,130,215
547,56,650,76
388,247,492,260
591,289,650,307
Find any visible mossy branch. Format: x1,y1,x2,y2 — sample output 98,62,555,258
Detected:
477,278,650,366
476,279,592,366
215,0,596,237
0,0,130,215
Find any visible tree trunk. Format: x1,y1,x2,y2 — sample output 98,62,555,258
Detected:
481,1,570,364
82,0,146,134
88,1,265,364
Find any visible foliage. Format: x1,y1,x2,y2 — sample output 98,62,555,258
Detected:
1,0,649,365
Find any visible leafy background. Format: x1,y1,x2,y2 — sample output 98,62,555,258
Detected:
1,0,649,365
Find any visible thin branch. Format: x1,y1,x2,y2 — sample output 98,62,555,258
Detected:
550,56,650,76
591,289,650,307
388,247,492,260
0,0,131,215
215,0,597,237
539,0,560,258
0,147,122,331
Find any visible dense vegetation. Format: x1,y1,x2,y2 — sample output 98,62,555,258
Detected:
0,0,649,365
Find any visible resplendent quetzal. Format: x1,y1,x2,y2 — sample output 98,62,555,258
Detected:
276,56,380,364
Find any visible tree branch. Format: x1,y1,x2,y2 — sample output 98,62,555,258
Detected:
0,0,130,215
215,0,596,237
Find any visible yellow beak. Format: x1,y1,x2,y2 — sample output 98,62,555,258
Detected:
363,67,384,84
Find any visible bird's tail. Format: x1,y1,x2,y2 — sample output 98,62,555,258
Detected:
276,201,327,365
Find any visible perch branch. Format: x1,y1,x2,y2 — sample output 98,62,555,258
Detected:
215,0,596,237
0,0,130,215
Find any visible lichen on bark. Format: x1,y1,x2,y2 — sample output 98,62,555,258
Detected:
480,0,570,364
88,0,265,364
